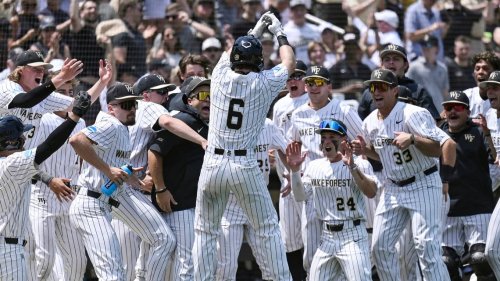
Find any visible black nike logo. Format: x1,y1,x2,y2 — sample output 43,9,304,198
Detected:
396,119,403,124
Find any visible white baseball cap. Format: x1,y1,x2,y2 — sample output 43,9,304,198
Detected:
374,10,399,29
202,37,222,51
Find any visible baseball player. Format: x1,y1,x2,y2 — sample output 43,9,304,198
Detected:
192,12,295,280
28,79,93,281
216,118,288,280
68,83,176,281
148,76,211,280
0,92,91,280
482,71,500,279
110,73,208,280
287,65,363,273
353,69,451,280
286,119,377,280
272,60,309,280
439,91,496,281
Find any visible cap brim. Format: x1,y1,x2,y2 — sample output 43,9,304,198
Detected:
293,69,306,74
23,124,33,132
189,79,211,93
150,83,176,92
303,75,330,81
363,79,395,86
27,62,53,69
113,95,144,102
314,128,345,135
479,80,500,89
441,101,469,107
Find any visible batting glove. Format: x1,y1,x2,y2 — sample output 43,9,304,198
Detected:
266,13,285,37
248,12,272,37
72,91,91,117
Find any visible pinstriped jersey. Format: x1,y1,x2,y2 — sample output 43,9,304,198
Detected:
129,100,169,169
302,157,375,221
272,93,309,139
0,148,38,238
486,108,500,155
256,118,287,184
287,99,363,167
362,102,449,182
77,112,132,192
465,87,490,118
208,52,288,153
31,113,86,199
0,80,74,149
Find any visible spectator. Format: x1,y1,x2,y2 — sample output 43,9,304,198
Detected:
283,0,321,64
230,0,262,39
320,27,340,67
39,0,71,32
201,37,223,67
407,34,449,112
165,3,200,54
9,0,40,50
445,35,476,91
0,47,23,81
329,39,371,100
191,0,219,40
215,0,239,29
147,59,172,82
405,0,448,61
261,32,277,70
0,18,9,68
266,0,290,24
149,25,185,70
313,0,348,29
307,41,332,69
30,16,71,62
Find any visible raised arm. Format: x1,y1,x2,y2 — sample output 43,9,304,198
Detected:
265,12,295,75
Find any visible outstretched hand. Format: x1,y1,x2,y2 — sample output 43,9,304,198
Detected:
286,142,306,172
98,59,113,84
340,140,354,167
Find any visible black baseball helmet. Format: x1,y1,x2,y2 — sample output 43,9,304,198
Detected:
230,35,264,72
0,115,32,151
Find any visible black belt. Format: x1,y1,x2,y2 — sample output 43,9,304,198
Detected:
5,238,27,246
325,219,361,232
214,148,247,156
86,190,120,208
366,228,373,234
390,165,438,187
31,179,37,184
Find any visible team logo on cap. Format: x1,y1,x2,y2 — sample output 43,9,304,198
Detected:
387,44,398,51
374,70,383,79
241,41,251,48
35,51,44,60
155,74,166,83
311,66,321,75
450,91,461,99
490,72,499,80
125,84,134,93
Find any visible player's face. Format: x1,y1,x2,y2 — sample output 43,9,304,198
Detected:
381,54,407,77
305,78,331,104
187,85,210,121
108,99,138,126
55,82,74,97
474,60,494,84
19,66,45,91
369,82,398,112
320,131,343,156
286,72,306,98
181,64,206,81
144,89,169,104
486,84,500,110
444,103,469,130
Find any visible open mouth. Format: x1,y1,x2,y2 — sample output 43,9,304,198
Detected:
291,85,298,91
324,146,332,152
202,106,210,112
34,78,41,84
448,114,459,120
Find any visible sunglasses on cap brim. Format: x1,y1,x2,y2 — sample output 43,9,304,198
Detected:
110,100,138,111
317,120,347,136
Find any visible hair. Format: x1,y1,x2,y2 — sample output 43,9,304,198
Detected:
8,67,23,83
178,54,212,76
307,41,326,57
472,51,500,71
79,0,97,12
454,35,471,45
118,0,138,18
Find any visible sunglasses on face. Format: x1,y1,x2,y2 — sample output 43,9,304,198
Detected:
287,74,305,82
166,14,178,20
369,83,391,93
443,104,467,112
190,91,210,101
110,100,138,111
151,89,169,96
305,78,327,87
204,48,220,52
318,120,347,136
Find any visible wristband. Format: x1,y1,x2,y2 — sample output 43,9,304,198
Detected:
440,164,454,183
37,171,54,185
277,35,289,47
156,186,169,194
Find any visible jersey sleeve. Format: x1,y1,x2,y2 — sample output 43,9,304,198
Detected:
31,92,73,114
341,105,364,141
407,108,448,144
148,129,180,156
269,122,288,152
287,114,301,142
0,148,39,187
354,157,379,187
213,52,231,76
139,102,170,132
81,121,117,148
262,64,288,95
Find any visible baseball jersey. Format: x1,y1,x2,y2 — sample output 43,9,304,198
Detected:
301,157,375,222
31,113,86,199
0,148,38,238
362,102,449,183
256,118,287,184
208,52,288,154
486,108,500,156
0,80,74,149
76,112,132,192
465,87,490,118
287,99,363,166
129,100,169,170
272,93,309,140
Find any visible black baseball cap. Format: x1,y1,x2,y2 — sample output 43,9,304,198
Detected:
479,71,500,89
106,82,143,104
304,65,330,81
397,85,416,104
293,60,307,74
181,76,211,96
363,69,398,86
420,34,439,48
442,91,469,107
15,50,53,69
133,74,176,95
40,16,56,30
379,43,408,62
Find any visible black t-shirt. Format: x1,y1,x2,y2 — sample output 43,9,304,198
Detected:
17,14,39,50
440,7,482,53
69,24,105,77
445,57,476,92
148,108,208,212
111,21,147,79
440,120,495,217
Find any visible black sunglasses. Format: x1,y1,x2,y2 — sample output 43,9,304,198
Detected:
110,100,138,111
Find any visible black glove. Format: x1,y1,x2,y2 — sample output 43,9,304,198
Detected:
72,91,91,117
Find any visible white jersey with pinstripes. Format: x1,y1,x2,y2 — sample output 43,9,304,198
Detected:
465,87,490,118
362,102,449,183
287,98,363,166
77,111,131,192
302,157,375,222
0,80,74,149
208,52,288,153
0,148,38,238
272,93,309,139
255,118,287,184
